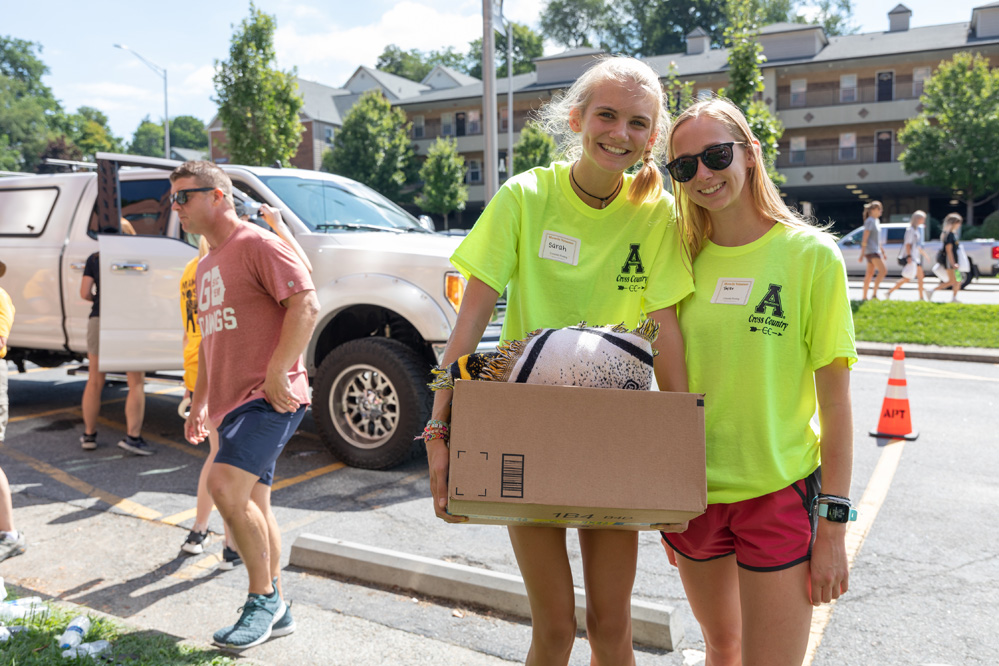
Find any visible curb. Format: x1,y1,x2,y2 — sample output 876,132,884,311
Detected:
855,342,999,364
289,534,683,651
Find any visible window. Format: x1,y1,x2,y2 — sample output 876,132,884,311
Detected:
441,113,453,137
913,67,931,98
467,159,481,184
697,88,713,101
789,137,806,164
840,74,857,104
468,110,481,135
0,187,58,236
88,179,172,238
324,127,334,144
500,107,509,132
839,133,856,161
413,115,424,139
790,79,807,107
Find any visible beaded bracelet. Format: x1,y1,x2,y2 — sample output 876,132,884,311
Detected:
422,419,450,446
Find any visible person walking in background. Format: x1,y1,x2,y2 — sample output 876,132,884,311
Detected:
0,261,26,562
178,236,239,569
859,200,886,300
426,57,691,666
931,213,963,302
172,161,318,649
656,97,857,666
79,224,152,455
886,210,932,301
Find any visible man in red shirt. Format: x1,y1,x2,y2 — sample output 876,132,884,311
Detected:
171,161,318,649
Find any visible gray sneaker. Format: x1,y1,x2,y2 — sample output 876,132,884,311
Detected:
0,531,26,562
213,589,285,649
80,432,98,450
117,436,154,456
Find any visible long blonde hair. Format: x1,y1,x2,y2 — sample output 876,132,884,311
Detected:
666,97,823,263
941,212,963,240
862,200,882,222
539,56,670,205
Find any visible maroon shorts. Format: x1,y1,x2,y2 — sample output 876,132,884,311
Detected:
662,470,820,572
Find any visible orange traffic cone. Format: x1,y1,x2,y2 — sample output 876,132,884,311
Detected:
869,345,918,441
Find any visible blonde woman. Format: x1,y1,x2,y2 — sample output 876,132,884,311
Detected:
647,97,857,666
425,57,691,665
859,200,886,300
886,211,932,300
931,213,963,302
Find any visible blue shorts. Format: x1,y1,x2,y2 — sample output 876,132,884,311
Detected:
215,399,305,486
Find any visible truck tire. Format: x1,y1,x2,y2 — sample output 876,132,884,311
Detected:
313,337,431,470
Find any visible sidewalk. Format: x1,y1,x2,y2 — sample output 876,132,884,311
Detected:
0,496,518,666
855,340,998,364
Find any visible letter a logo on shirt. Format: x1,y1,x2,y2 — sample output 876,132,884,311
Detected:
620,244,645,274
754,283,784,318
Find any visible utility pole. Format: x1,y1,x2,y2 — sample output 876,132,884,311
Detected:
482,0,499,202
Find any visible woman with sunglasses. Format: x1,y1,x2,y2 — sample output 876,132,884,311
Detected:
646,97,857,666
425,56,691,665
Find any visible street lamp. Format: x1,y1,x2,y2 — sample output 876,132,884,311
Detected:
114,44,169,159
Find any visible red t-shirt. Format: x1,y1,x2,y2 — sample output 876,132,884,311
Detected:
196,222,314,425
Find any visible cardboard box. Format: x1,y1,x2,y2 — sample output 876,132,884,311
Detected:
447,381,706,530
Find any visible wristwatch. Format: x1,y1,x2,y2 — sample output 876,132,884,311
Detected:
818,501,857,523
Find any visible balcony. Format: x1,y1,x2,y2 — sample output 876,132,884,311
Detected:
778,83,923,129
777,145,910,188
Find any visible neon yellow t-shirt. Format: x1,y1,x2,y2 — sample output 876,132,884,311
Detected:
0,288,13,359
180,256,201,392
676,223,857,504
451,162,692,341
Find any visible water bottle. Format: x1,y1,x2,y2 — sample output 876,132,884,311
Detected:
61,639,110,659
0,596,50,621
57,615,91,649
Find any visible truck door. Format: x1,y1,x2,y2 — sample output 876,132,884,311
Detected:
97,233,196,372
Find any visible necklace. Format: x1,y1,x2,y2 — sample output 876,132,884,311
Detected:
570,163,622,209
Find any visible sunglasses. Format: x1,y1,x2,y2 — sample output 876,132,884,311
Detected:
169,187,215,205
665,142,743,183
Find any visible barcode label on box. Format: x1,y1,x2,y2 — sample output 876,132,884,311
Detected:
501,454,525,498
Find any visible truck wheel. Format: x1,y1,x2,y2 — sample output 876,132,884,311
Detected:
960,260,977,290
313,337,431,470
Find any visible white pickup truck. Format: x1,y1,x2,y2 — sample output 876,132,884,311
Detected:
0,153,497,469
837,222,999,288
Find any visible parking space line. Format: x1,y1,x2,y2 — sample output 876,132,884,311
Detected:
271,462,345,491
7,406,80,424
0,444,163,521
95,416,206,459
804,440,907,665
170,552,224,581
160,507,205,526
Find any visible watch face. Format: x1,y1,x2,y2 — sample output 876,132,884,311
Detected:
826,503,850,522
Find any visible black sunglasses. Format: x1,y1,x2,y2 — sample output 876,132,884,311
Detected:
665,142,743,183
170,187,215,205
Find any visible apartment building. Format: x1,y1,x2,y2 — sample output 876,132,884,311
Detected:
393,3,999,229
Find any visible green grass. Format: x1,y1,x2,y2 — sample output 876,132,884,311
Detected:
0,596,236,665
851,300,999,348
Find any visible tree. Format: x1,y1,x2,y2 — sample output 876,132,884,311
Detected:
720,0,785,186
899,52,999,226
0,37,62,171
416,137,468,229
602,0,729,57
129,116,165,156
62,106,123,161
467,23,544,79
323,90,416,201
513,121,558,175
792,0,857,36
539,0,608,49
170,115,208,150
662,61,695,116
213,3,304,166
376,45,468,82
35,136,83,173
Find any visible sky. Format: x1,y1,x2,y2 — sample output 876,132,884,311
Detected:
2,0,990,142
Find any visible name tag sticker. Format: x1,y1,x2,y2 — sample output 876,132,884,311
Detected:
539,230,581,266
710,278,755,305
